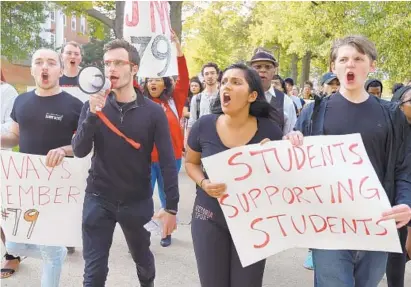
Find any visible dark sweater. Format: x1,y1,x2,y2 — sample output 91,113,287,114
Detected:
72,88,179,210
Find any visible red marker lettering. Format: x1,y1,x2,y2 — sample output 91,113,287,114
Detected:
250,218,270,249
219,194,239,218
227,152,252,181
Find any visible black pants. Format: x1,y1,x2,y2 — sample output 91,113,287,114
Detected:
386,226,410,287
191,196,266,287
82,192,155,287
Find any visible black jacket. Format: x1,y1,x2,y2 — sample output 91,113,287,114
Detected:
72,88,179,211
295,95,411,210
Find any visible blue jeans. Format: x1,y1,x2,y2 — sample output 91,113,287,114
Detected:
313,249,388,287
6,241,66,287
151,159,182,209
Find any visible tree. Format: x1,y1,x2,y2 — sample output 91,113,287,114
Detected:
182,2,251,75
57,1,183,40
1,2,49,61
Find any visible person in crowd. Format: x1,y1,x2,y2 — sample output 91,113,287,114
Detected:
185,62,303,287
295,35,411,287
365,78,383,98
59,41,82,87
319,72,340,98
144,31,189,247
187,62,220,133
1,48,83,287
0,70,20,279
386,85,411,287
182,77,204,152
249,48,297,134
72,39,179,287
302,80,317,100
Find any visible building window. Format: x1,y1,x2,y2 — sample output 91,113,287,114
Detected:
63,14,66,26
80,16,86,34
50,34,55,48
50,10,55,22
71,15,76,31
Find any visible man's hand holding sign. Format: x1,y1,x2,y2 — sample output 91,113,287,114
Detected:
201,133,405,267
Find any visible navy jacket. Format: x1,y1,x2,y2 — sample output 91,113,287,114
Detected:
72,88,179,211
295,95,411,210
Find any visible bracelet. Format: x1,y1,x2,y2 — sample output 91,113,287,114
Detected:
164,209,177,215
199,178,207,188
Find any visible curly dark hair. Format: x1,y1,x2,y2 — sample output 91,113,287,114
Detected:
143,77,174,101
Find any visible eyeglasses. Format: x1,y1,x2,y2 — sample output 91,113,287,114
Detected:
104,60,135,68
400,99,411,105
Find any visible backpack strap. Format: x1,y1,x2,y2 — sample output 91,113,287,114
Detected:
95,90,141,150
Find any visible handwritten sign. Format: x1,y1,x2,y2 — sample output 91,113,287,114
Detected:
123,1,178,77
0,151,89,246
201,134,401,267
27,86,89,103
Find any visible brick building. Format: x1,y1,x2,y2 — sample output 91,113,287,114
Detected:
1,7,90,90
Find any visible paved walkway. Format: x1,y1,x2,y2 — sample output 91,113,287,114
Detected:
2,169,410,286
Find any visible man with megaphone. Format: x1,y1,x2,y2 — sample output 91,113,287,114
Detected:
72,39,179,287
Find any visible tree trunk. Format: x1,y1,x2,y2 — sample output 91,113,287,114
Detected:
114,1,125,39
291,53,298,82
169,1,183,41
300,51,311,87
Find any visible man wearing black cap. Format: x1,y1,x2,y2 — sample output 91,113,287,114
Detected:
320,72,340,98
365,78,383,98
250,48,297,134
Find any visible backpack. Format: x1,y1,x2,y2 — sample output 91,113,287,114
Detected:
196,93,202,119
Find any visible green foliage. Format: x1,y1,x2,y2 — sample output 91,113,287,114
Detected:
1,1,49,61
183,1,410,83
183,2,251,75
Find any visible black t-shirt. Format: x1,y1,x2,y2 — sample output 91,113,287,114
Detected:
324,92,388,182
59,75,78,87
188,114,283,217
11,90,83,155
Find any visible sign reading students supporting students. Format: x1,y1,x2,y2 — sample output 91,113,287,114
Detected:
0,151,88,247
201,134,402,267
123,1,178,78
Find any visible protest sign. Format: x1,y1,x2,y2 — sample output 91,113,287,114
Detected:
0,151,88,246
201,134,402,267
123,1,178,77
27,86,89,103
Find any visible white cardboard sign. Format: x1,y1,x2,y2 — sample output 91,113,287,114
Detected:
201,134,401,267
123,1,178,78
0,151,88,246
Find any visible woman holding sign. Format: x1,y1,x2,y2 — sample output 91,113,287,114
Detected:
144,30,189,247
184,63,303,287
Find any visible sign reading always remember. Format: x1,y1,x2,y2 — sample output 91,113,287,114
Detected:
123,1,178,78
0,151,88,246
201,134,401,267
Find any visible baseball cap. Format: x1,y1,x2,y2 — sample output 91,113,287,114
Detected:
249,49,278,67
321,72,338,86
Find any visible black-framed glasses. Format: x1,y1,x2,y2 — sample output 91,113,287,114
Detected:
400,99,411,105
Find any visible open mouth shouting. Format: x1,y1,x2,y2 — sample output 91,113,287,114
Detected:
70,59,76,66
346,72,355,84
222,92,231,106
109,75,119,86
41,72,49,84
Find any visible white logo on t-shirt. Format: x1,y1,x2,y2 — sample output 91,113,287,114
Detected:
45,113,64,121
